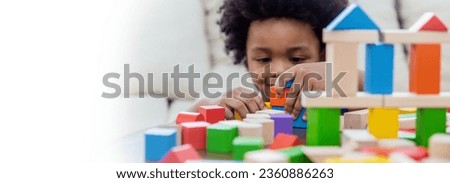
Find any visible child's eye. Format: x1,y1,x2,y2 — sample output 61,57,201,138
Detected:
256,58,271,63
290,57,306,63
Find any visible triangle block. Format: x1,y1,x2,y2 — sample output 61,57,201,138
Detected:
269,133,302,150
409,12,448,32
160,144,201,163
326,3,379,30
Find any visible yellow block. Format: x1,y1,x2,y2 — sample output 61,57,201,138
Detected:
234,111,242,121
325,156,390,163
265,102,271,109
368,108,399,139
399,108,416,114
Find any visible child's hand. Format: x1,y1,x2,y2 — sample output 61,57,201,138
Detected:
274,62,326,119
217,87,266,119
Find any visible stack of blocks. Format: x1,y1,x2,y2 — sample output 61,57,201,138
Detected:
145,3,450,163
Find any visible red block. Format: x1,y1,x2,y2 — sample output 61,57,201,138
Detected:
160,144,201,163
176,112,204,124
181,122,209,150
361,146,428,161
269,133,302,150
199,105,225,124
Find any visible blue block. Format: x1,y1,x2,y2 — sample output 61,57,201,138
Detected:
145,128,177,161
326,4,379,30
365,43,394,94
285,80,293,88
272,106,284,111
293,108,307,128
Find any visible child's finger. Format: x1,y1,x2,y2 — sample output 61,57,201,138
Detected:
224,107,234,120
224,98,250,118
274,70,296,96
291,95,303,119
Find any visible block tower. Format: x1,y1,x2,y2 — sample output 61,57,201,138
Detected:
302,4,450,147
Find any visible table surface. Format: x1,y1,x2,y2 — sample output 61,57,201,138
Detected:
116,126,306,163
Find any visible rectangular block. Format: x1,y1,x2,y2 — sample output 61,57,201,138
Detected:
145,128,177,161
306,108,341,146
378,139,416,148
399,116,415,130
271,106,284,111
409,44,441,94
269,133,302,150
342,129,378,150
176,112,204,124
270,87,288,107
365,43,394,94
256,109,285,115
244,118,275,145
279,146,308,163
302,146,343,163
325,153,389,163
219,120,263,138
181,122,209,150
293,108,307,128
302,92,383,108
383,92,450,108
270,114,293,136
343,109,368,129
232,137,264,161
323,29,450,43
199,105,225,124
244,149,288,163
429,134,450,160
158,123,182,146
246,113,271,119
206,123,238,153
326,43,359,97
368,108,399,139
416,108,446,147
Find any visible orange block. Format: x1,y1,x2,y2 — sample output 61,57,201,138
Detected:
269,133,302,150
160,144,201,163
270,86,289,107
409,44,441,94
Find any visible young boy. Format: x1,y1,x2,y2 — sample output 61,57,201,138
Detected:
192,0,364,120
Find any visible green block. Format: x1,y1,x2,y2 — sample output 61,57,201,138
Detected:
279,146,310,163
306,108,340,146
416,108,446,147
207,124,238,153
232,137,264,161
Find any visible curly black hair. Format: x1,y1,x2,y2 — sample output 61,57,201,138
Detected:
219,0,348,64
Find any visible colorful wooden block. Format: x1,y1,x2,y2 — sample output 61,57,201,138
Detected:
243,118,274,145
343,109,368,129
219,120,263,138
199,105,225,124
293,108,307,128
270,86,288,107
160,144,201,163
368,108,399,139
234,111,242,121
342,129,377,150
265,102,271,109
181,122,209,150
365,43,394,94
269,133,302,150
232,137,264,161
306,108,340,146
429,134,450,160
361,146,428,161
416,108,446,147
325,153,389,163
256,109,285,115
278,146,308,163
409,12,448,32
326,3,379,30
270,113,293,136
244,149,288,163
326,43,359,97
158,123,182,146
145,128,177,161
409,44,441,94
378,139,416,148
301,146,343,163
246,113,271,119
206,123,238,153
175,112,204,124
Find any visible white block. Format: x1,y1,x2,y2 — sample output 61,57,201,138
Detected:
399,117,415,130
255,109,285,115
378,139,416,148
219,120,263,138
302,146,343,163
244,150,288,163
342,130,378,149
429,134,450,160
389,153,416,163
326,42,358,97
243,118,275,145
246,113,271,119
383,92,450,108
302,92,383,108
343,109,368,129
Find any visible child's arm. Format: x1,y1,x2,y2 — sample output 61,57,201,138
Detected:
188,87,266,119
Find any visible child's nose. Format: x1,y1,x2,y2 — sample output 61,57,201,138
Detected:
269,60,292,78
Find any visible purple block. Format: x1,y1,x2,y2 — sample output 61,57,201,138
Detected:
270,114,293,136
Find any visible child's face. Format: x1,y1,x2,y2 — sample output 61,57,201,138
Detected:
246,18,322,101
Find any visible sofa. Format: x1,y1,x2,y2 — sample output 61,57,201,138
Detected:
93,0,450,162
